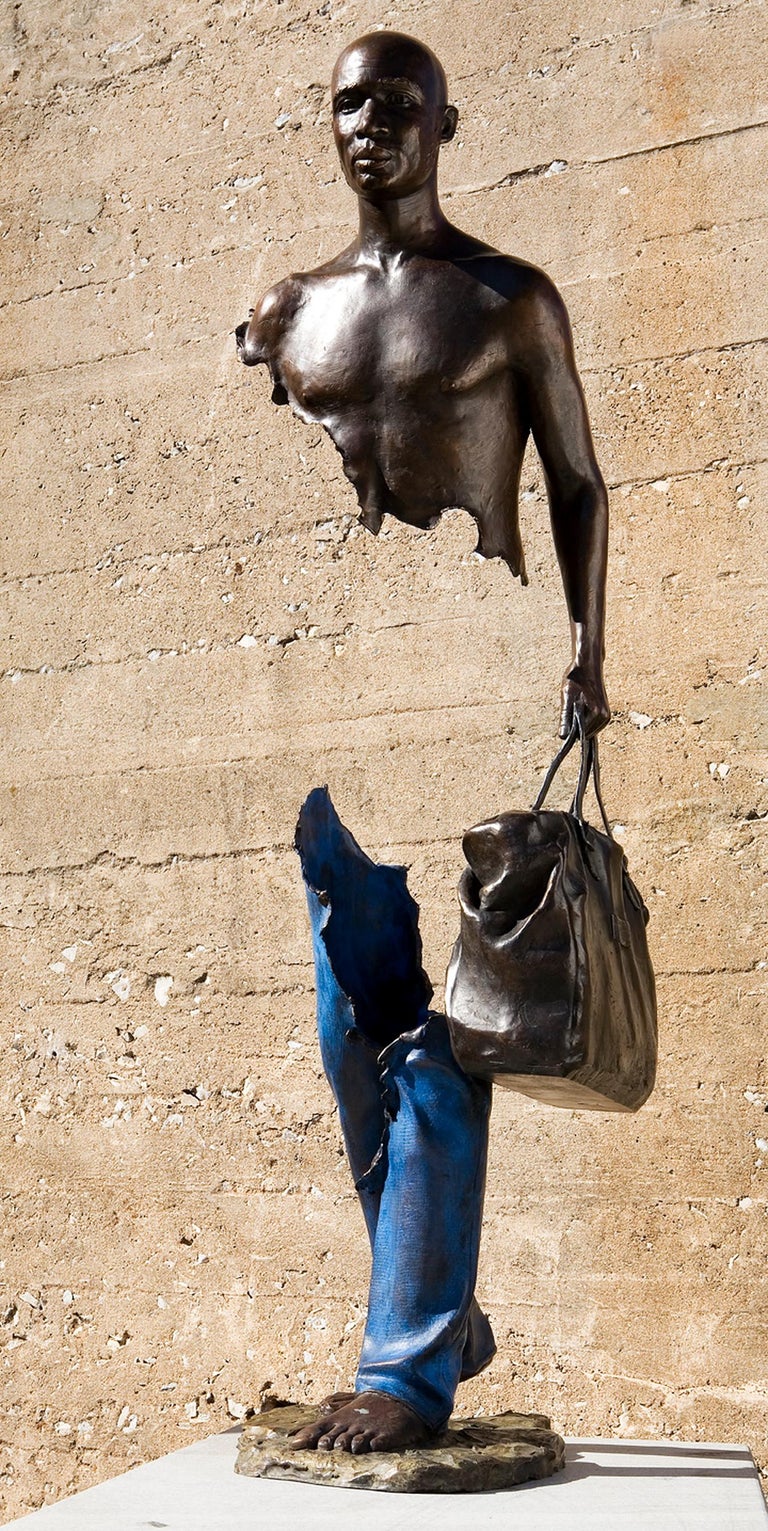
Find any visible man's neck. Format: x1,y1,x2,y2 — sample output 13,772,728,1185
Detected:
355,180,449,266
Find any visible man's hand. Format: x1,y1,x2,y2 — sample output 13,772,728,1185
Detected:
559,662,611,739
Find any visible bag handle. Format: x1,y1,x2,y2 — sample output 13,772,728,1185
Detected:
532,721,614,839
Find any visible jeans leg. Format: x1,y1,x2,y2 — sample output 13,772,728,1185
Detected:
295,786,433,1051
355,1016,491,1431
295,787,494,1428
302,879,385,1244
296,785,432,1241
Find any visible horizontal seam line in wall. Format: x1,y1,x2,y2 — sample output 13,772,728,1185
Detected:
0,1279,764,1304
11,616,766,677
3,327,767,390
1,989,312,1010
4,201,768,317
7,42,189,104
0,342,155,383
5,10,763,129
2,978,762,1019
0,332,235,383
2,715,765,768
0,842,291,875
2,453,765,590
0,791,756,825
0,704,537,754
446,116,768,199
609,454,768,491
3,609,526,674
0,238,305,314
3,0,757,107
3,1185,765,1199
0,532,253,589
0,827,760,894
0,630,352,677
581,332,768,374
3,752,762,802
655,965,766,976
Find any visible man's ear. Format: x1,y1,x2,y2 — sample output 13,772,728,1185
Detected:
440,104,458,142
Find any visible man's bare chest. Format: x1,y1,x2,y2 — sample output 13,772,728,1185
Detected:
276,268,510,415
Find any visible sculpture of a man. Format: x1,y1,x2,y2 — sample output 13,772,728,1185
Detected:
237,30,609,1456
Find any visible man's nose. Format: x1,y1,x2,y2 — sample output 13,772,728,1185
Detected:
355,96,390,138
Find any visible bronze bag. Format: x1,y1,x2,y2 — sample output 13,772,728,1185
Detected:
445,730,657,1112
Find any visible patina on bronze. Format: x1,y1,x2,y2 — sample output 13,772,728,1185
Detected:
237,29,609,741
236,30,613,1463
446,729,658,1112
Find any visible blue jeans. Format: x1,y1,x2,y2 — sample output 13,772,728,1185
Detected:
296,787,494,1432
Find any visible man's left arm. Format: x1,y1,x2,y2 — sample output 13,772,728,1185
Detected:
517,273,611,739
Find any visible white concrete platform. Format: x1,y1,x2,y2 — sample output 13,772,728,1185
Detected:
4,1429,766,1529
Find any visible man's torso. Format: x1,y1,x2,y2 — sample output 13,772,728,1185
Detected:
263,248,545,579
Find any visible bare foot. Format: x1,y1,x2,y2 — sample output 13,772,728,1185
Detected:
287,1390,433,1454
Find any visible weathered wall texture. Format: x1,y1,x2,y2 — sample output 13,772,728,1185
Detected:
1,0,766,1518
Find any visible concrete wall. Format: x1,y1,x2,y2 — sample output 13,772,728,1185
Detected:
1,0,766,1517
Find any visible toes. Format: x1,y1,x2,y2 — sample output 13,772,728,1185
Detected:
286,1423,325,1451
316,1422,346,1451
368,1433,392,1452
287,1401,392,1455
329,1425,374,1454
288,1417,345,1452
332,1427,366,1453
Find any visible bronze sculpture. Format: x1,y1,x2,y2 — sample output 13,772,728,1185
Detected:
237,29,612,1457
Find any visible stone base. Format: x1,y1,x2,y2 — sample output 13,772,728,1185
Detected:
235,1403,566,1493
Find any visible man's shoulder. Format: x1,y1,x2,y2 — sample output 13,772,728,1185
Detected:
252,273,306,337
456,249,573,367
457,247,564,314
255,252,358,335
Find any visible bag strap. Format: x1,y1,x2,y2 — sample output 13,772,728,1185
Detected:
531,726,578,810
533,722,614,839
590,734,613,839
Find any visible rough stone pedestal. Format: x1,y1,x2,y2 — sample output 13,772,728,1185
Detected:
235,1403,566,1493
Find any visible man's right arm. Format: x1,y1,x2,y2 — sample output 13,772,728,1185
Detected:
512,269,610,739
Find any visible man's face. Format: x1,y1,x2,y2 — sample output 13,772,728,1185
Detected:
331,37,454,200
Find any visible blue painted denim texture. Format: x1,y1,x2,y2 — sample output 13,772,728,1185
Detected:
296,787,494,1432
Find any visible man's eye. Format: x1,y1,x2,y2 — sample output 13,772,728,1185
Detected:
386,92,413,107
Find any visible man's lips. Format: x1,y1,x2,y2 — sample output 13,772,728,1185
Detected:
352,146,393,167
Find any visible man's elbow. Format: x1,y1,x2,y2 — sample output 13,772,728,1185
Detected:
554,470,608,520
235,318,262,367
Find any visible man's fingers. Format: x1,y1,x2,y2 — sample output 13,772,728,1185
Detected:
560,673,611,739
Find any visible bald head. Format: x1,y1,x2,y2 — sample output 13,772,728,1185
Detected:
332,31,449,109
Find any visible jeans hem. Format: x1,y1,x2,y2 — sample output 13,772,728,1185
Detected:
353,1375,452,1435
